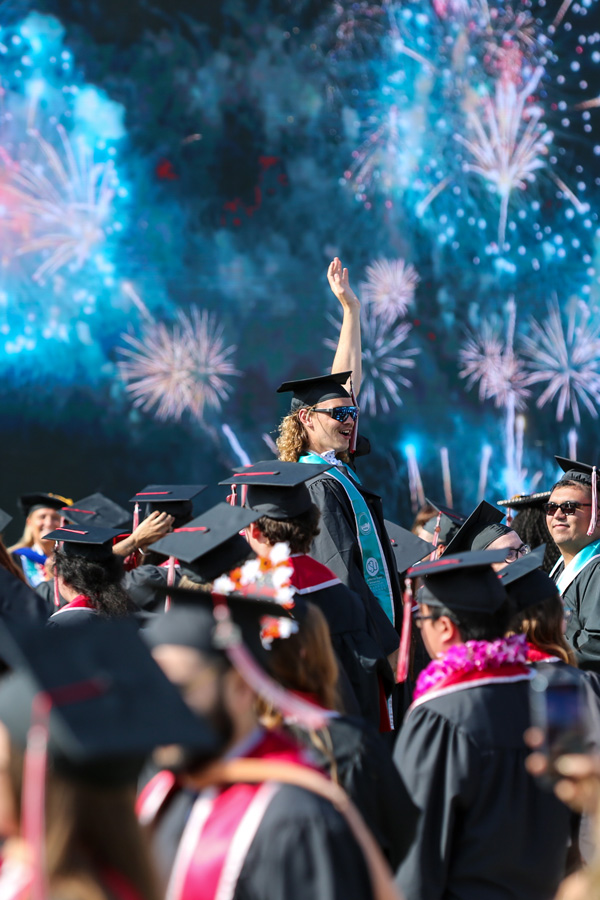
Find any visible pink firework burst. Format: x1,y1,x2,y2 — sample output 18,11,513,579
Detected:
118,308,239,422
459,310,529,410
361,258,420,325
521,299,600,425
324,310,420,416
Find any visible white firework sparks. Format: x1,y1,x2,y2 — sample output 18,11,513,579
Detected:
118,307,240,422
455,66,553,245
521,299,600,425
459,313,529,410
324,311,420,416
361,258,420,325
2,124,116,281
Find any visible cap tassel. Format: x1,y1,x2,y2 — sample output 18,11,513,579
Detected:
396,578,413,683
164,556,176,612
53,570,60,609
133,502,141,532
213,603,332,730
587,466,598,537
349,378,358,455
227,485,238,507
22,692,51,900
429,512,442,560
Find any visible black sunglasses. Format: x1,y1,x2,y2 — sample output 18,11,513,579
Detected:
311,406,359,423
544,501,593,517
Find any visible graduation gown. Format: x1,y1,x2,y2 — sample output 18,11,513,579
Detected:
553,556,600,672
140,729,373,900
286,713,417,869
47,595,99,626
393,670,571,900
288,555,394,727
303,470,401,656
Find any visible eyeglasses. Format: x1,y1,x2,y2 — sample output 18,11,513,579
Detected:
504,543,531,563
311,406,359,423
543,501,593,517
412,613,435,628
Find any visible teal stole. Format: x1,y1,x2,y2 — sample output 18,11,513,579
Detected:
299,451,395,624
551,539,600,596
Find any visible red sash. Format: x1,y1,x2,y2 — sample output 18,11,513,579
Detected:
526,642,560,663
287,556,341,593
409,663,532,715
162,731,310,900
49,595,96,618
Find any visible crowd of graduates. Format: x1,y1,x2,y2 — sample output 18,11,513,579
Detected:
1,260,600,900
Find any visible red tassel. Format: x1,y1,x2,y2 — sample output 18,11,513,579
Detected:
396,579,413,683
53,571,60,609
588,466,598,537
429,512,442,560
22,692,51,900
349,378,358,455
133,502,141,532
165,556,176,612
227,485,238,507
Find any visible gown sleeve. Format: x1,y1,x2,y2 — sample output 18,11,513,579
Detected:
393,705,479,900
565,564,600,671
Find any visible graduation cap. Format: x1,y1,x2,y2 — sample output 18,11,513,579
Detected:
555,456,599,537
497,491,551,511
442,500,509,555
42,525,121,563
276,371,352,412
63,493,131,531
384,520,431,573
148,503,258,584
0,508,12,534
129,485,206,527
18,493,72,518
0,618,220,785
498,544,558,614
219,461,332,520
422,497,466,545
408,549,509,614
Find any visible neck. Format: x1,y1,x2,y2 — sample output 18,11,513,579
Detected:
59,581,84,603
560,538,599,567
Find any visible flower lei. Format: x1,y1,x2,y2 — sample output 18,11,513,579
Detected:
413,633,529,701
213,542,299,648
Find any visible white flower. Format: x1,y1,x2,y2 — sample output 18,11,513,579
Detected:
271,565,294,589
238,558,261,586
213,575,236,595
269,542,292,566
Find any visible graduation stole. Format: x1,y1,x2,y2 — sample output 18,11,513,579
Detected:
299,452,395,624
550,539,600,596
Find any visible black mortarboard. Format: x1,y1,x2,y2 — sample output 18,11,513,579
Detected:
384,520,431,573
408,549,508,614
422,497,466,545
0,509,12,533
555,457,598,487
219,461,331,520
129,485,206,525
43,525,121,563
442,500,508,555
148,503,258,583
63,493,131,531
18,493,72,518
498,545,558,613
0,619,220,784
497,491,551,510
276,371,352,412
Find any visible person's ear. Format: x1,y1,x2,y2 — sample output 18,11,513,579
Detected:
297,407,313,429
437,615,460,647
247,522,268,545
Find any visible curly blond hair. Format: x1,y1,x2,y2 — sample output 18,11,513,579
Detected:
276,410,350,464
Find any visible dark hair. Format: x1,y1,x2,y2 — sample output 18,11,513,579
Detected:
551,478,590,494
255,504,321,554
429,602,512,642
509,595,576,666
53,550,132,617
511,507,561,573
0,538,28,583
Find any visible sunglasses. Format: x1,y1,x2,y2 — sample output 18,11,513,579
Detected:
311,406,360,423
544,501,593,517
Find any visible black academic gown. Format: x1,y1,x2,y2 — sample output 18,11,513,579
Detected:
555,557,600,672
393,679,571,900
286,714,416,869
304,470,401,656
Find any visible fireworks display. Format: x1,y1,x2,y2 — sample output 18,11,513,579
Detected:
1,1,600,518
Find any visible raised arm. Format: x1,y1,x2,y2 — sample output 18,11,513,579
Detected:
327,257,362,396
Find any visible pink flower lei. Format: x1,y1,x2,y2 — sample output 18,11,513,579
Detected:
414,633,529,701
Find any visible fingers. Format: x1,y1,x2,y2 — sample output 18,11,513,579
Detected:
523,726,544,749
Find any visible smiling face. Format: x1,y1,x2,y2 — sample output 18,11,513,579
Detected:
298,399,355,456
27,507,62,546
546,483,599,561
